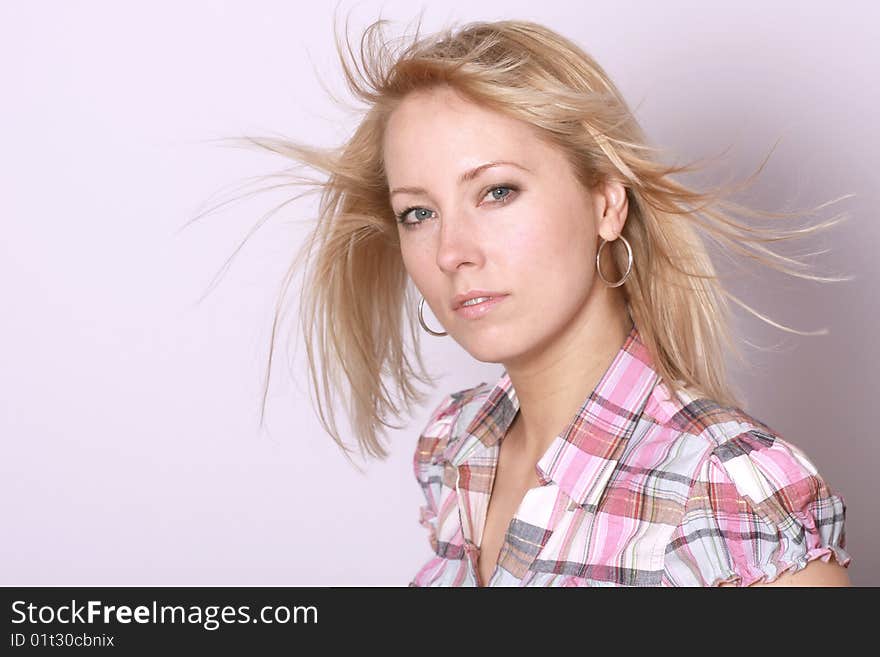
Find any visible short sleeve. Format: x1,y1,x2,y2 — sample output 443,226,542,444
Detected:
412,392,468,554
663,429,852,587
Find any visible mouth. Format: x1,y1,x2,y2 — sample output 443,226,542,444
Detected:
453,294,509,320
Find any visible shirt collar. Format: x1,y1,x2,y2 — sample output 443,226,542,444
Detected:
441,321,661,509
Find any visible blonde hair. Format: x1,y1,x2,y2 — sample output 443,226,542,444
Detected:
188,11,853,467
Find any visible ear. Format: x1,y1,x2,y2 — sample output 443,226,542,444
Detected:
595,180,629,242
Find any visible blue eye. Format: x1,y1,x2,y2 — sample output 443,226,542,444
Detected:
488,186,512,201
395,184,519,230
396,207,436,226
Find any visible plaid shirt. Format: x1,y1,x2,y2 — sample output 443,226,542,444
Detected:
410,323,851,586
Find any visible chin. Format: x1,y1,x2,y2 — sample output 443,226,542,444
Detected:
456,330,521,364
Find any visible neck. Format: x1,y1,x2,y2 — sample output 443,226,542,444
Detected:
501,285,632,463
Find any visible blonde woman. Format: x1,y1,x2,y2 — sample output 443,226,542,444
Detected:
213,15,853,586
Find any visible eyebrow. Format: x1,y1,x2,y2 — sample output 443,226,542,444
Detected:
389,160,531,199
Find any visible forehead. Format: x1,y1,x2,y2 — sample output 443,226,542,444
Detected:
382,86,545,175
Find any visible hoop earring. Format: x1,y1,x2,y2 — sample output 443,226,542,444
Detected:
596,235,633,287
418,295,448,337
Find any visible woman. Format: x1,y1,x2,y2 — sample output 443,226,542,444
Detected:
217,15,852,586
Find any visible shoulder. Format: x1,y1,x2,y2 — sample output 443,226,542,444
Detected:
644,378,779,450
693,424,845,531
413,381,492,471
659,380,848,533
645,378,833,484
656,384,852,586
655,381,837,502
410,382,491,557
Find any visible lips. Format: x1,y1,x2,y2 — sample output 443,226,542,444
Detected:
452,294,509,320
451,290,509,311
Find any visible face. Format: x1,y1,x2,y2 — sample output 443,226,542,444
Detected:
383,85,615,365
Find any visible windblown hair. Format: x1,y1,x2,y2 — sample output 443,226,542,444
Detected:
190,11,851,466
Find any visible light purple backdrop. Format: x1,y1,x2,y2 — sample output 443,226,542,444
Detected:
1,1,876,585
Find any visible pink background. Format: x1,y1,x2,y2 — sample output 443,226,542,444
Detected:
1,1,877,585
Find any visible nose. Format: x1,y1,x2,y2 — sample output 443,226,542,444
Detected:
435,211,484,273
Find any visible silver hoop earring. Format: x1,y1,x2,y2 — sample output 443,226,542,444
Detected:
418,295,448,337
596,235,633,287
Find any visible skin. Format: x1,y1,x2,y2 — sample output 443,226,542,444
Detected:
382,84,850,588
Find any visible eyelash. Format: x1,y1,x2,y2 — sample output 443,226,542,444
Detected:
395,184,520,230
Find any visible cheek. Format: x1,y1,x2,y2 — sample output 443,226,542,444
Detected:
505,214,595,294
400,243,437,296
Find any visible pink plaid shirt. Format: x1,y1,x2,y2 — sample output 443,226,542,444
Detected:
410,323,851,586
